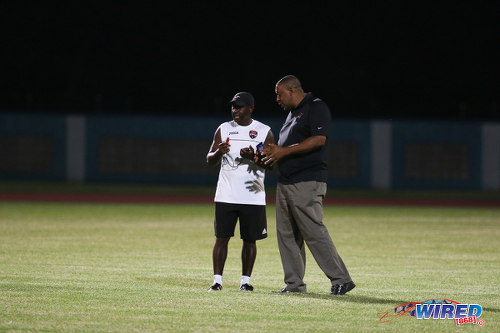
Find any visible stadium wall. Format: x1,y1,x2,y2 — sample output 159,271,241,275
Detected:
1,112,499,190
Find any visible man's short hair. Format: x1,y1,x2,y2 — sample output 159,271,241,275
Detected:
277,75,303,91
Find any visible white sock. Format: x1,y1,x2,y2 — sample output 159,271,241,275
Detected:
213,275,223,285
241,275,250,286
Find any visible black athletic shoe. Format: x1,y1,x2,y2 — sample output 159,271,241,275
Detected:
239,283,254,291
330,281,356,295
208,283,222,292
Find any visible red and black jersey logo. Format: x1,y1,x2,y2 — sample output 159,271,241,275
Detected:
249,130,258,139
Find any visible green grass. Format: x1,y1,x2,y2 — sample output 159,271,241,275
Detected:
1,202,499,332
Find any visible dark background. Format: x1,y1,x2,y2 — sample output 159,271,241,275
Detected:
2,2,499,120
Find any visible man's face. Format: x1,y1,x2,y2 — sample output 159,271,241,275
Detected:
231,104,253,124
275,84,294,111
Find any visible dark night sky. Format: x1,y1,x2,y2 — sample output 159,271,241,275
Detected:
1,2,499,120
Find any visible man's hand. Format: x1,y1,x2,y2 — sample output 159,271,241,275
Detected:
217,141,231,155
240,145,255,159
208,140,230,165
261,143,287,167
240,144,273,169
261,136,326,167
207,131,232,166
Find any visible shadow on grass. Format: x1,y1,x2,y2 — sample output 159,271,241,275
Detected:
483,307,500,313
270,291,404,305
270,292,500,313
141,277,500,313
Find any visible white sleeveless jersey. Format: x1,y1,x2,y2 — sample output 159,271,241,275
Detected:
214,119,271,205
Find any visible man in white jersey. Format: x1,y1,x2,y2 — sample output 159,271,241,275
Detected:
206,91,275,292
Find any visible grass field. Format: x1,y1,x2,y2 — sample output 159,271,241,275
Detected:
1,198,499,332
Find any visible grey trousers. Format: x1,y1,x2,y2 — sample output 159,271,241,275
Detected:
276,181,352,291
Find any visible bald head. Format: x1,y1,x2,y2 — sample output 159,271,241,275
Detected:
275,75,306,111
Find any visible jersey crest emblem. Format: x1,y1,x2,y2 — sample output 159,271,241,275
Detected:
249,130,258,139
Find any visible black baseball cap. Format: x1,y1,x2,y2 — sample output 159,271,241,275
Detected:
229,92,254,107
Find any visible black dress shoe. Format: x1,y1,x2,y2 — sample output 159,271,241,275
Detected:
330,281,355,295
278,286,304,293
279,287,291,293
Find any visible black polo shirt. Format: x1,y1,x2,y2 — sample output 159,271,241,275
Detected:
277,93,331,184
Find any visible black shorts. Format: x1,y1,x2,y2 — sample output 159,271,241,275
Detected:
214,202,268,241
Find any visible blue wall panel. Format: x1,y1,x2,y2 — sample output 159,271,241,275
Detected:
0,112,67,180
85,115,227,184
329,120,371,188
0,112,494,190
392,121,481,189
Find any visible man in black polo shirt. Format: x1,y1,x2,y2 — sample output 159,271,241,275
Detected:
262,75,355,295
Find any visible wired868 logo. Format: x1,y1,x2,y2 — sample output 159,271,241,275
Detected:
378,299,485,327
